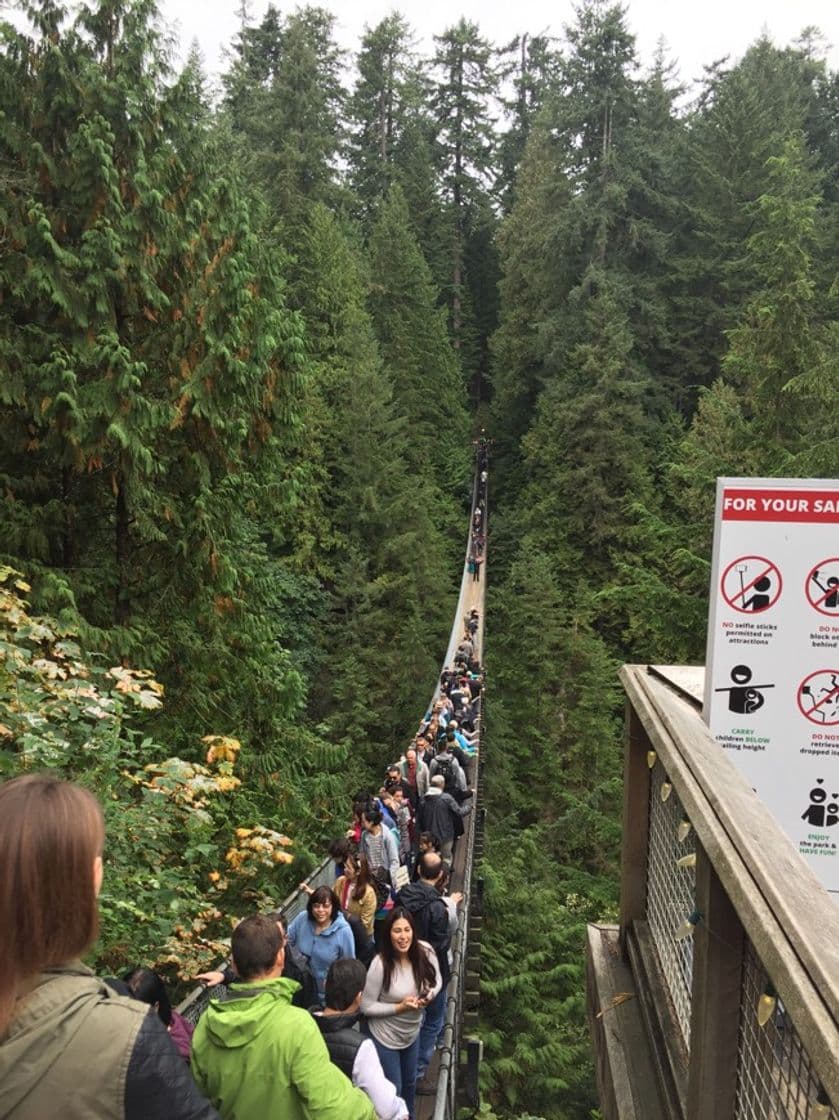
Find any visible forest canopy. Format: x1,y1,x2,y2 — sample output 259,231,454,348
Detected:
1,0,837,1115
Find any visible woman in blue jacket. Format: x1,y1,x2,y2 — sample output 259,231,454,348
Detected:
286,887,355,1006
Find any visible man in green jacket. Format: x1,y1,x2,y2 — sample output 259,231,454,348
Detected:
192,915,375,1120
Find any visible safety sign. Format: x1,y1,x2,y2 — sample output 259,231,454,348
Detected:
705,478,839,894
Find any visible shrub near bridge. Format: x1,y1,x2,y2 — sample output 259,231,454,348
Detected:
0,566,297,980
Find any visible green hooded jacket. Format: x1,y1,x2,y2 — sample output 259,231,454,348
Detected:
191,976,375,1120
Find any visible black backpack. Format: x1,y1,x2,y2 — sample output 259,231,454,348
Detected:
435,755,457,794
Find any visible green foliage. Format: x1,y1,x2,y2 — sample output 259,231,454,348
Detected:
0,567,285,976
3,3,839,1115
368,185,471,500
222,4,346,222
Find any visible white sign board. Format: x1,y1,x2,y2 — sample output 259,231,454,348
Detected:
704,478,839,894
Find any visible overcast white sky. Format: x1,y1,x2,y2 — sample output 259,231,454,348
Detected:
160,0,839,91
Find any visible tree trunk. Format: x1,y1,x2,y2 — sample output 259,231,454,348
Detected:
115,469,130,625
61,466,75,569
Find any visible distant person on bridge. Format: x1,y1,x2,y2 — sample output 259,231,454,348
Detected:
399,746,429,808
0,775,219,1120
381,783,413,865
360,808,401,889
429,743,468,799
334,852,377,938
313,960,408,1120
192,915,374,1120
445,722,476,760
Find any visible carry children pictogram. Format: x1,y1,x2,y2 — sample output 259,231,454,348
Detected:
806,559,839,616
797,670,839,725
720,555,782,614
714,664,774,714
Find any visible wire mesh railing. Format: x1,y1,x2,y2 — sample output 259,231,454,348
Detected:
430,721,482,1120
645,762,696,1050
735,939,834,1120
177,854,337,1025
613,666,839,1120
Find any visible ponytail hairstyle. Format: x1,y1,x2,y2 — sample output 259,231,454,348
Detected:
349,853,373,902
124,967,172,1027
0,775,104,1035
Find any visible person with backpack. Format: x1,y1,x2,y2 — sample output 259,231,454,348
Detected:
429,745,467,799
360,809,401,944
418,776,472,867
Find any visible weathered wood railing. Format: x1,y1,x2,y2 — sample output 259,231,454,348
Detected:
587,664,839,1120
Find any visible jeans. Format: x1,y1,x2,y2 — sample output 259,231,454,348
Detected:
417,984,448,1077
371,1032,421,1118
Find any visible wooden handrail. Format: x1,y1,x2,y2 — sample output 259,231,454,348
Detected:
621,664,839,1104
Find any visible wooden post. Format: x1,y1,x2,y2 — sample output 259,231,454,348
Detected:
620,702,652,954
686,844,744,1120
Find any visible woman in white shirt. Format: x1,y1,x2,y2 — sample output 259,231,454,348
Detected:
361,908,441,1118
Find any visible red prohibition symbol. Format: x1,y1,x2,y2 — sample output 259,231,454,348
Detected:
805,558,839,616
720,555,782,614
798,670,839,726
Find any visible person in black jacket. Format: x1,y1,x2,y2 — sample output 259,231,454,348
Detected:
313,960,408,1120
419,776,472,866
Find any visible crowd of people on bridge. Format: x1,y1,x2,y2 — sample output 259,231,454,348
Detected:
0,580,485,1120
192,636,484,1119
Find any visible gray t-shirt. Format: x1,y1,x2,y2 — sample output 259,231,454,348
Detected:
360,943,442,1050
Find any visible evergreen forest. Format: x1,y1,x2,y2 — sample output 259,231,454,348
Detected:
1,0,838,1115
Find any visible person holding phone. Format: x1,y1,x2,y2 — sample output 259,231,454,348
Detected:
360,908,441,1118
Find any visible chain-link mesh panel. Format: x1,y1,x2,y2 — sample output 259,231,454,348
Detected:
179,981,227,1025
646,764,696,1048
735,940,833,1120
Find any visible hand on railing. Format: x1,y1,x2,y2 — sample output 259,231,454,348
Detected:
299,881,315,895
196,970,226,986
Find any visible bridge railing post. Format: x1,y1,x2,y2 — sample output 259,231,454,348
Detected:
619,702,652,956
685,843,744,1120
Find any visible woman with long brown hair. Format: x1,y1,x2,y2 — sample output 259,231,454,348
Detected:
361,906,441,1118
334,852,377,936
0,774,217,1120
